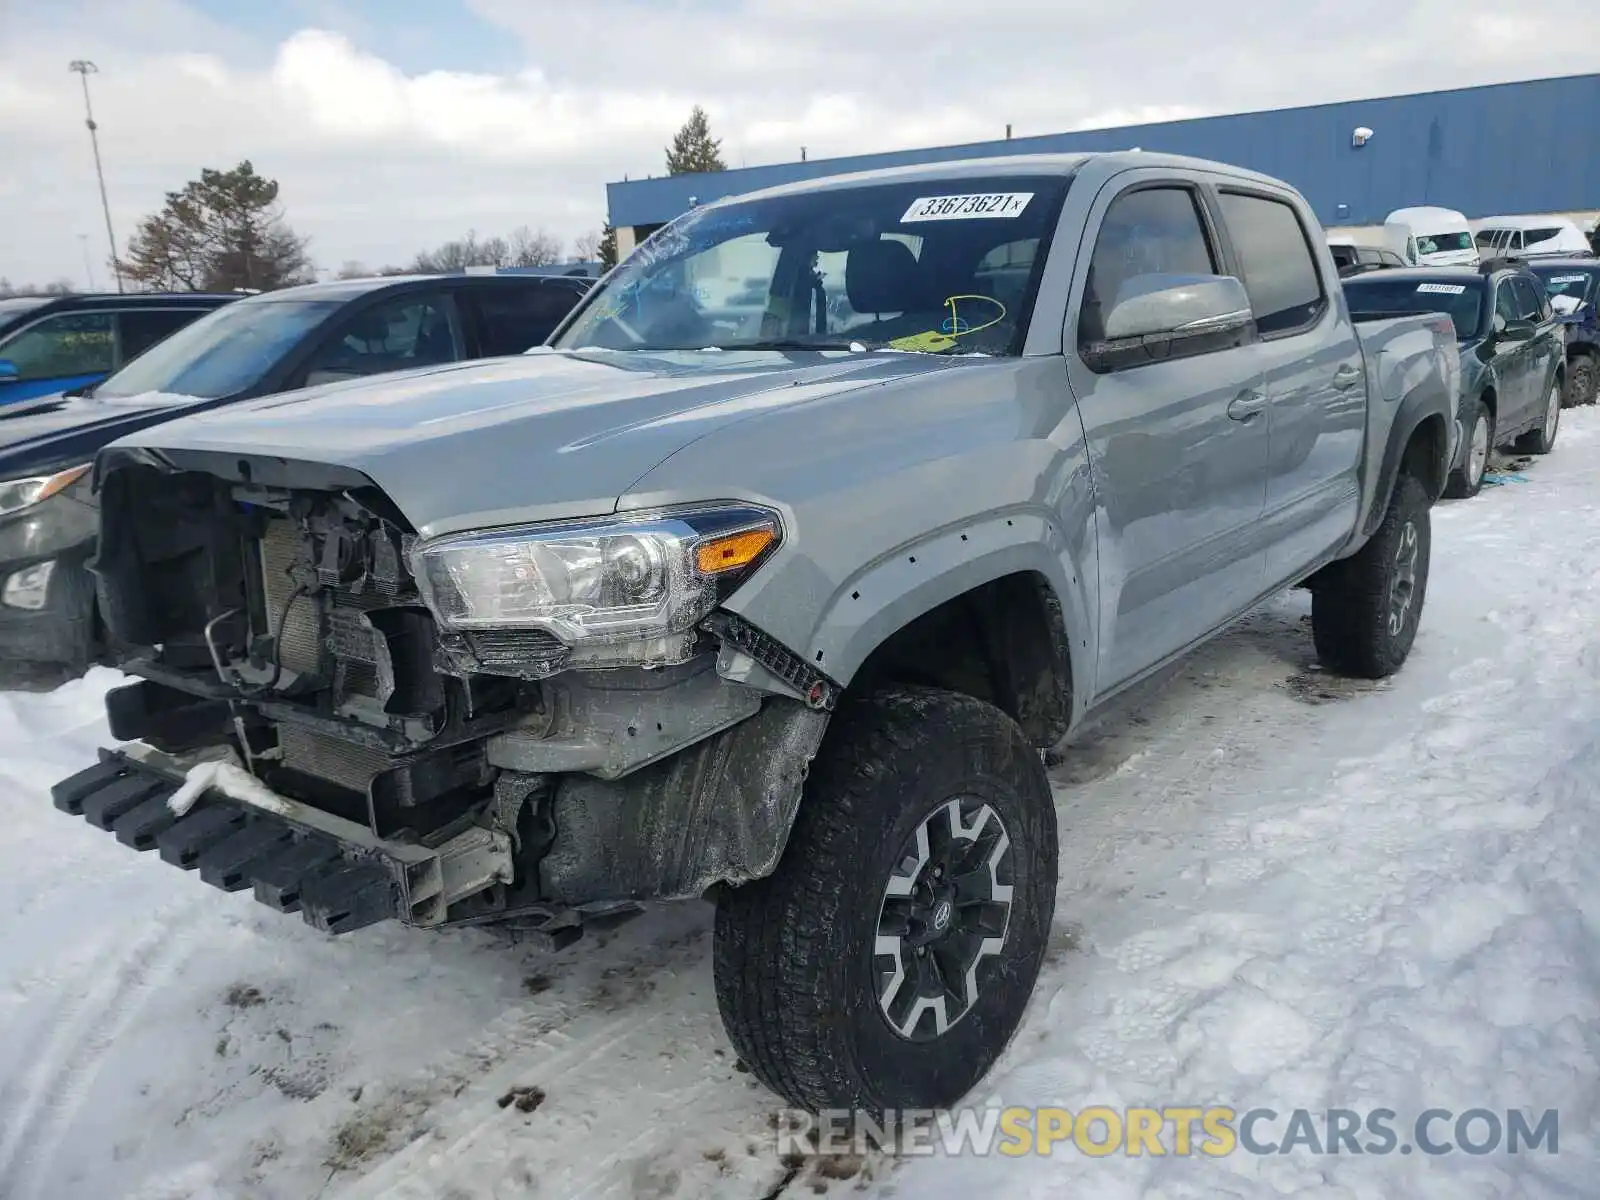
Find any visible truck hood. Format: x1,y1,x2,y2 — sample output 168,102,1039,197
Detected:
0,388,220,480
107,348,960,539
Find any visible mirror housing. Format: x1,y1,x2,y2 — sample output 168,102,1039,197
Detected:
0,359,18,383
1498,317,1537,342
1084,274,1255,372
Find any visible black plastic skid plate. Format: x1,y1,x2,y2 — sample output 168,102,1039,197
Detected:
51,751,399,935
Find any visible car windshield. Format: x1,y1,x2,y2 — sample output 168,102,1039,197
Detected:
1343,277,1486,339
553,175,1073,356
94,298,340,400
1531,267,1595,308
1416,231,1474,255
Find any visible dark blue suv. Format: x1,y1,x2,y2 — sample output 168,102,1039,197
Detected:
1528,259,1600,408
0,272,590,667
0,292,237,405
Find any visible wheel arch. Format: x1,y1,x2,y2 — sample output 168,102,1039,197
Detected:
846,568,1078,749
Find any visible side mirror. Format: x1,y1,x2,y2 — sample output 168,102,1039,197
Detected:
1499,318,1536,342
1085,274,1254,371
0,359,17,383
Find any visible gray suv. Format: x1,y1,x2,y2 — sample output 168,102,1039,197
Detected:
53,152,1456,1114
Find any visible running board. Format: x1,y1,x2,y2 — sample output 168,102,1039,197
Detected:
51,749,512,935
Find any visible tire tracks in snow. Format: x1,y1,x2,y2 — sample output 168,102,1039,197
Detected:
0,896,207,1200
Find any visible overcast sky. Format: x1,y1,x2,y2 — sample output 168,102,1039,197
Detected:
2,0,1594,288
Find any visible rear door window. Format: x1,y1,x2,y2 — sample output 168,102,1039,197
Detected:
1216,191,1326,336
0,311,115,380
471,283,586,355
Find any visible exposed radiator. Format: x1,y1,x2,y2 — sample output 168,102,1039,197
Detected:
277,724,392,795
257,519,387,689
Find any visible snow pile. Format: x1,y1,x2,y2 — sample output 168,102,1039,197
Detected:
0,411,1596,1199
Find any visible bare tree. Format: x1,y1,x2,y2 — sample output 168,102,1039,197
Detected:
573,230,602,262
508,225,562,267
335,260,371,279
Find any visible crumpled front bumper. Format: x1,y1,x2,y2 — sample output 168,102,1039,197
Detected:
53,750,430,934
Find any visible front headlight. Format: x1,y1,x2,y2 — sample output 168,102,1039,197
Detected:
410,504,781,662
0,464,91,519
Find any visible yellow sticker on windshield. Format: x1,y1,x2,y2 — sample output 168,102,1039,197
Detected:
887,330,960,353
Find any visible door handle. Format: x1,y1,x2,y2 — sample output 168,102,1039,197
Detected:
1332,364,1363,390
1228,389,1268,421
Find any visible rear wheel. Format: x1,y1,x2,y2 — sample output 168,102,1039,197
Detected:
1312,473,1431,680
712,686,1057,1113
1443,400,1492,499
1515,377,1561,455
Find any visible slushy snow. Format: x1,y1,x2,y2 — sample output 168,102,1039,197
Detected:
1,412,1597,1199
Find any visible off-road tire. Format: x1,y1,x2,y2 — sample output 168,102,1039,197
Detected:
712,685,1057,1113
1515,376,1561,455
1562,355,1596,409
1312,473,1431,680
1443,400,1492,499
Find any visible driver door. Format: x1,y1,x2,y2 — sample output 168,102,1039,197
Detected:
1063,175,1271,694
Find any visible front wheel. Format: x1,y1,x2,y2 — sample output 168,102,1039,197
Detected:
712,686,1058,1113
1515,377,1561,455
1312,473,1431,680
1443,400,1492,499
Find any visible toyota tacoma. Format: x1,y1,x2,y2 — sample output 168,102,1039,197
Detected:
53,152,1457,1114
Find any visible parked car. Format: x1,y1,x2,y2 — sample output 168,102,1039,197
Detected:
0,272,590,666
1385,206,1480,267
1473,214,1594,259
1527,258,1600,407
1328,241,1408,277
55,151,1454,1114
1343,258,1566,498
0,292,237,406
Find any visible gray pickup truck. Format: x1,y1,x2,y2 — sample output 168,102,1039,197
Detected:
53,152,1457,1115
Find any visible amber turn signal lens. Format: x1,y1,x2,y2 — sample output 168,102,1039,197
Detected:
695,527,775,575
38,463,92,503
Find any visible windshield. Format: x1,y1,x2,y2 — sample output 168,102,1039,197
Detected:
95,298,339,399
553,175,1072,355
1343,277,1486,339
1416,231,1474,255
1532,267,1596,308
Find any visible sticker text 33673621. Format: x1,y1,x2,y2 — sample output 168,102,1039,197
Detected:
900,193,1034,223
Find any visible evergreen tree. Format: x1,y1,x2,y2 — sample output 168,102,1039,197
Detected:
665,106,727,175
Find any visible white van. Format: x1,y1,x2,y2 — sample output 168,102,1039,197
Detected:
1471,214,1592,259
1384,206,1480,266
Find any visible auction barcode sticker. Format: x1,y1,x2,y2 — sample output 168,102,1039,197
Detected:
1416,283,1466,294
1548,275,1588,284
901,193,1033,222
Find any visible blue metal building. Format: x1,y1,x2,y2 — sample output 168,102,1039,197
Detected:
606,73,1599,253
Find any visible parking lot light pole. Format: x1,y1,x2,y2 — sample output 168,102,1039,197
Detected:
68,60,122,294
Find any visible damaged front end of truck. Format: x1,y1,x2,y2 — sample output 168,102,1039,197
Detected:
56,447,835,943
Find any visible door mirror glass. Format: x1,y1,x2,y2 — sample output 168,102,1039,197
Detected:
1499,317,1536,342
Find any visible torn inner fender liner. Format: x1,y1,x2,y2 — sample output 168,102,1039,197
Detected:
538,696,831,905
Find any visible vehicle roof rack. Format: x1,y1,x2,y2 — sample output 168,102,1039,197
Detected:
1477,255,1527,274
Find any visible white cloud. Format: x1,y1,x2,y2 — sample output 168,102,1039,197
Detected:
1,0,1596,287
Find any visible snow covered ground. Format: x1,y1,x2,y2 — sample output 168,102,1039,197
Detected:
2,411,1598,1199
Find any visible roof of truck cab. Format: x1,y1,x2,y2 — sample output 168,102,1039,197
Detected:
1526,257,1600,272
704,151,1292,208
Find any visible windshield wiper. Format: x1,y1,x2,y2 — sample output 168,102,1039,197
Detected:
721,339,864,352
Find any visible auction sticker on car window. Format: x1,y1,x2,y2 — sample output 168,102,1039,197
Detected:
901,193,1033,222
1547,275,1588,284
1415,283,1466,294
